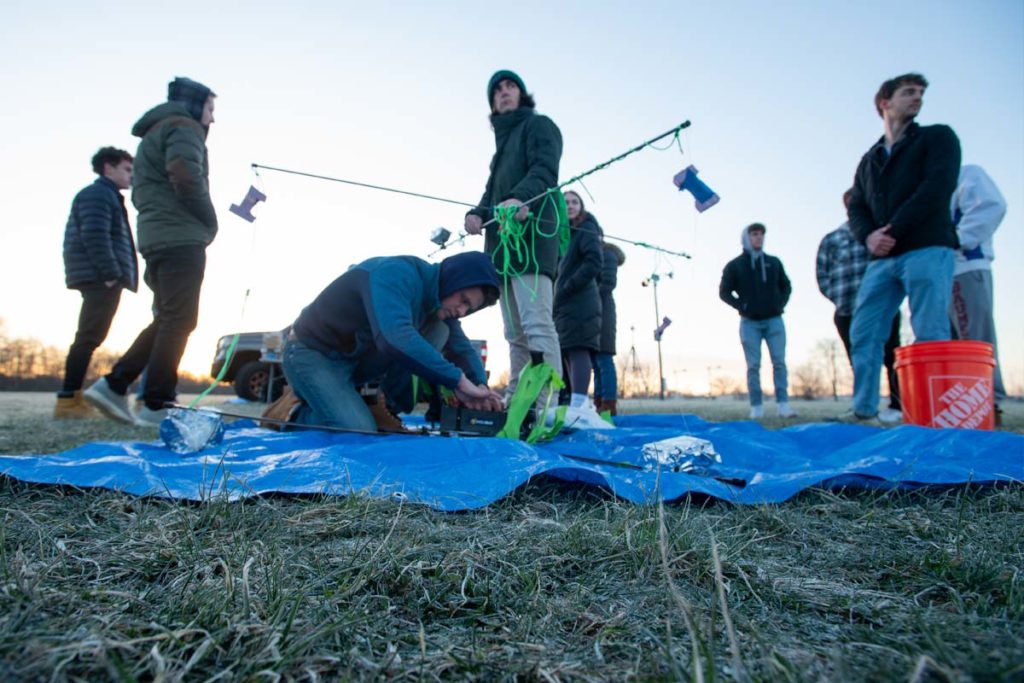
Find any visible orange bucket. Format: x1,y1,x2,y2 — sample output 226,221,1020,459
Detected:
894,341,996,430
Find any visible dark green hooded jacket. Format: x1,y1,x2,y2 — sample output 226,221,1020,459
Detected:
467,107,562,280
131,102,217,256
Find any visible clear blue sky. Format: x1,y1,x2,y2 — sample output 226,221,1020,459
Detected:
2,0,1021,394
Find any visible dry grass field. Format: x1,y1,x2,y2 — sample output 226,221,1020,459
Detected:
1,392,1021,681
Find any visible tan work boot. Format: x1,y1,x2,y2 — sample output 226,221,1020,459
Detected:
54,392,95,419
602,399,618,417
260,386,302,430
366,390,410,433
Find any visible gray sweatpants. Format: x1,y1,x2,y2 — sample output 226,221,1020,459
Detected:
950,269,1006,401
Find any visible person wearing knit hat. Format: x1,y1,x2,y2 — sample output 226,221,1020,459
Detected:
464,69,563,408
84,77,219,429
267,252,504,433
486,70,527,106
719,222,796,419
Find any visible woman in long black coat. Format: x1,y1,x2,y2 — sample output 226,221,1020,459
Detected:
553,190,604,407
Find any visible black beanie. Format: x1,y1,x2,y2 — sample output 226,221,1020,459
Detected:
168,77,214,122
439,252,500,307
486,70,527,107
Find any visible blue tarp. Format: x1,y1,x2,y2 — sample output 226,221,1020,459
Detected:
1,415,1021,510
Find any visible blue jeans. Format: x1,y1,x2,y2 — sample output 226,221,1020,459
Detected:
592,352,617,401
739,316,788,407
851,246,954,416
282,321,449,431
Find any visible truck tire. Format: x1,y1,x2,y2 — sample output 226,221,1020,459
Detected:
234,361,273,402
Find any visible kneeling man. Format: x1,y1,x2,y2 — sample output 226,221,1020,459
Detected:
280,252,503,431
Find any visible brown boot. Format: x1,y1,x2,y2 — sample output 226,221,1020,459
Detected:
602,399,617,417
593,396,603,411
366,390,410,433
260,386,302,430
54,392,95,419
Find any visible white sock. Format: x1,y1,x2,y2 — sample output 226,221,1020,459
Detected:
570,393,588,408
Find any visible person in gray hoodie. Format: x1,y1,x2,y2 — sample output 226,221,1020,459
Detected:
949,164,1007,422
85,77,217,428
719,223,795,419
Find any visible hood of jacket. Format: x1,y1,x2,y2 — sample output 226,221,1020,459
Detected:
131,102,205,139
741,227,767,282
602,242,626,266
438,251,500,304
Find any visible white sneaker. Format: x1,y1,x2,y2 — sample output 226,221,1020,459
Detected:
83,378,134,424
777,403,797,418
749,405,764,419
546,401,615,430
135,406,169,428
878,408,903,424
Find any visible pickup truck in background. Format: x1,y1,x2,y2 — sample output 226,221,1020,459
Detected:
209,331,287,402
210,331,489,402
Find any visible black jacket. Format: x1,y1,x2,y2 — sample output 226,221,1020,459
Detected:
848,122,961,258
719,231,791,320
554,214,603,350
598,242,624,354
63,176,138,291
467,107,562,280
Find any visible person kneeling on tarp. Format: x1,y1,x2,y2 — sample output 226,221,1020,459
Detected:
269,252,504,432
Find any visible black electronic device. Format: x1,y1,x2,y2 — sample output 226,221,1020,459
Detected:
438,405,537,438
439,405,506,436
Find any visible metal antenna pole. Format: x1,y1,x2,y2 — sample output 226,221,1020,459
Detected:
652,274,666,400
644,272,671,400
626,326,639,393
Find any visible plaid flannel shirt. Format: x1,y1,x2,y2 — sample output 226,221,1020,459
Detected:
816,223,870,316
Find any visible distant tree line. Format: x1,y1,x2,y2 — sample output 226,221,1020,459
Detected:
0,319,225,393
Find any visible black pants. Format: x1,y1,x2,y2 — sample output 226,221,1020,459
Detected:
835,310,901,410
106,244,206,409
61,287,122,394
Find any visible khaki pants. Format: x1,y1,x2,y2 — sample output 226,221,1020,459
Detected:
501,274,562,404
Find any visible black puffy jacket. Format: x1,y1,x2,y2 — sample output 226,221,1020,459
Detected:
63,177,138,291
598,242,624,354
554,214,603,350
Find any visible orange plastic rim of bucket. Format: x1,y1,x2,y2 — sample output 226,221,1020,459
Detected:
894,340,996,368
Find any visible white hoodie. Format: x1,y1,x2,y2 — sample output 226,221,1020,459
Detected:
950,165,1007,276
